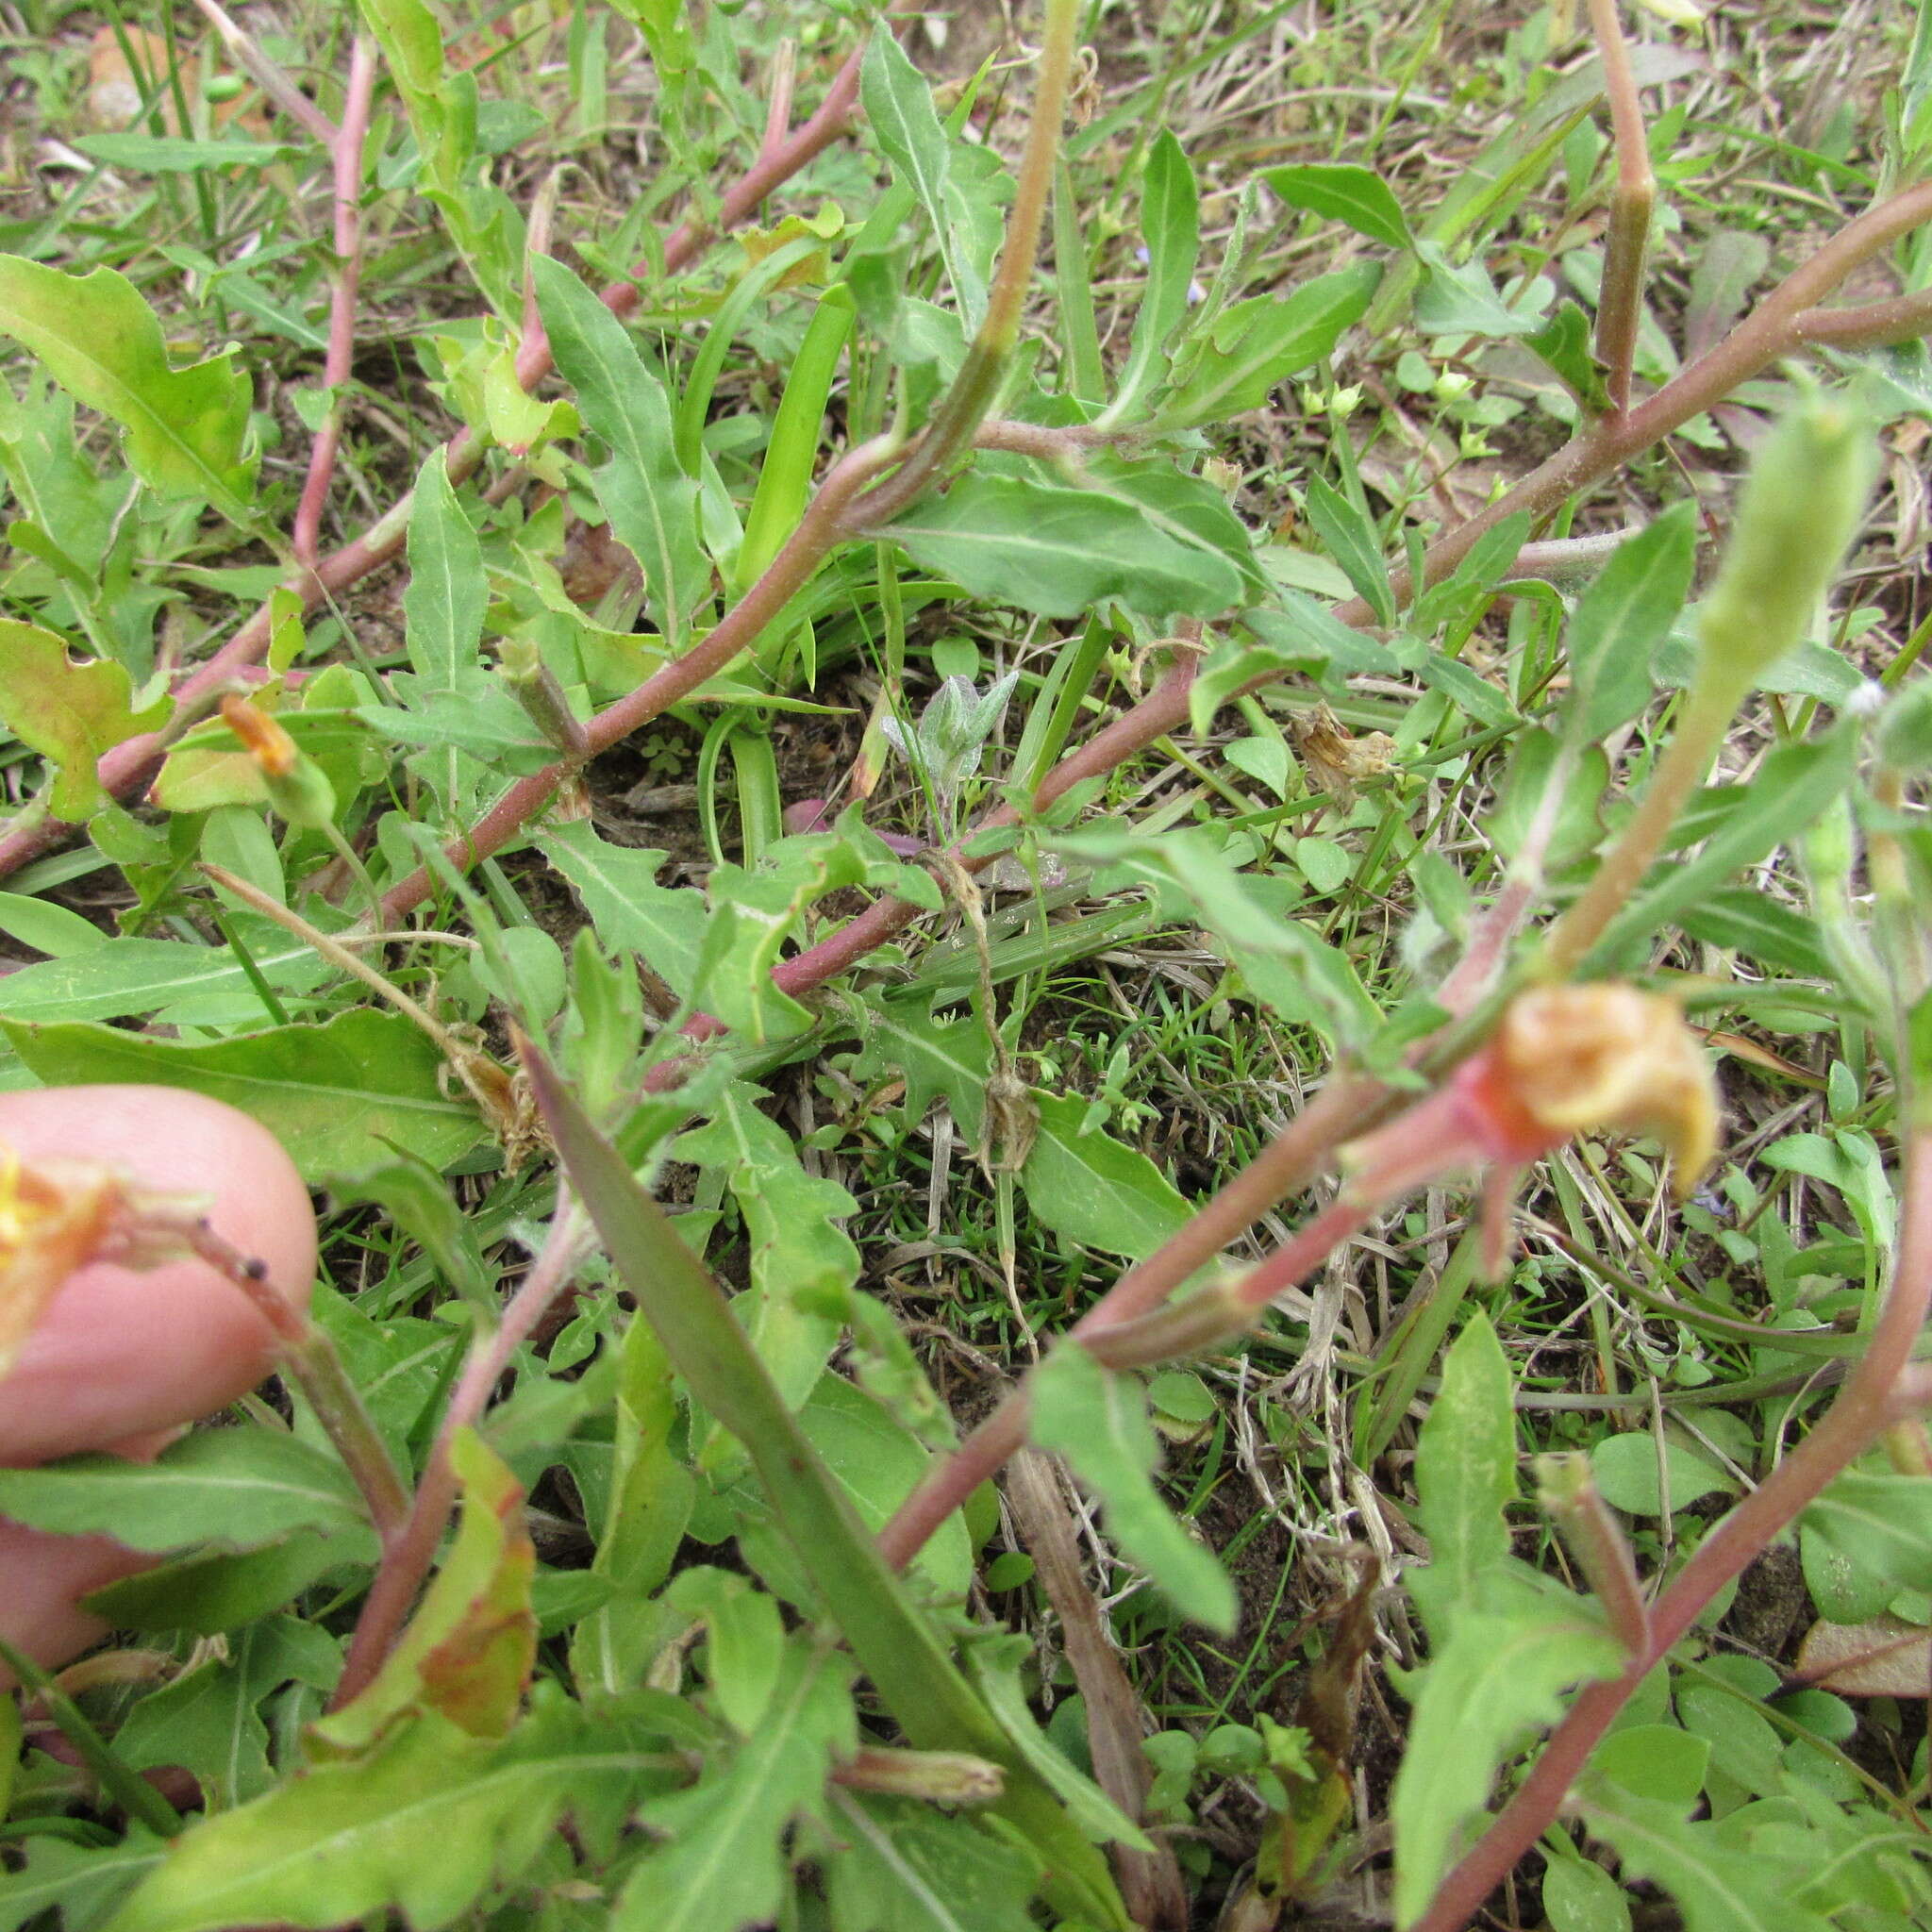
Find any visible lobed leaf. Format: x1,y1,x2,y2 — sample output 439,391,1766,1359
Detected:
1030,1344,1238,1632
0,621,169,822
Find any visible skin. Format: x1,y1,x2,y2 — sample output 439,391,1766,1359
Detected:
0,1086,317,1688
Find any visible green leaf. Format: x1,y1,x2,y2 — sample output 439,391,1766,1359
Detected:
843,989,992,1146
860,32,981,321
1391,1606,1624,1926
1021,1091,1190,1260
403,450,486,691
0,1008,484,1180
314,1430,536,1751
570,1307,694,1700
1575,1778,1834,1932
827,1791,1042,1932
100,1697,663,1932
519,1041,1133,1930
1149,264,1381,430
1562,502,1696,744
1591,1433,1734,1517
85,1528,379,1635
541,821,708,1002
0,621,169,821
734,1374,974,1607
1524,298,1610,413
1800,1471,1932,1594
1303,475,1392,626
0,258,253,519
1541,1854,1632,1932
1262,163,1411,249
0,888,107,957
614,1640,854,1932
1412,244,1544,338
0,1428,366,1552
72,134,298,172
116,1619,340,1809
1677,888,1831,979
1030,1345,1237,1632
691,829,937,1044
1589,726,1858,973
887,473,1245,621
532,254,708,647
1106,132,1201,424
1191,597,1395,725
1410,1313,1515,1640
0,1829,166,1932
675,1082,860,1413
0,933,329,1025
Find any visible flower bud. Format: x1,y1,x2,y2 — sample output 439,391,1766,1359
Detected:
1696,391,1876,696
219,694,337,830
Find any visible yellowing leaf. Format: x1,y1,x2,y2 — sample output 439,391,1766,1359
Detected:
0,258,254,519
0,621,168,821
1796,1615,1932,1697
311,1430,535,1753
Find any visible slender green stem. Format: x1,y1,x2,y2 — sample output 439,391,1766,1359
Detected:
1538,678,1736,978
184,1221,412,1545
0,1637,182,1837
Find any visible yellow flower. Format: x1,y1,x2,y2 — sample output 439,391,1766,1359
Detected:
0,1145,118,1379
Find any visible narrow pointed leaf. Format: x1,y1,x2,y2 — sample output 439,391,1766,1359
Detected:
517,1035,1133,1930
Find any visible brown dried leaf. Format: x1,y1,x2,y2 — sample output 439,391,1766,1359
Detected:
1795,1614,1932,1697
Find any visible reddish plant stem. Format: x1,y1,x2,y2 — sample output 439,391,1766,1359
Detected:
876,1188,1374,1571
1409,1131,1932,1932
644,175,1932,1070
181,1219,412,1545
292,37,377,570
0,36,874,884
372,436,900,922
331,1202,589,1707
1792,287,1932,348
1586,0,1654,416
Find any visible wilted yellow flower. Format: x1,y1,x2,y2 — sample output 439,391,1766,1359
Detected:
1492,984,1718,1194
0,1146,118,1379
219,693,337,831
219,692,298,776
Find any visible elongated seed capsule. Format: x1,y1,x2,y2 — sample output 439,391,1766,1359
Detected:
1696,391,1876,696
